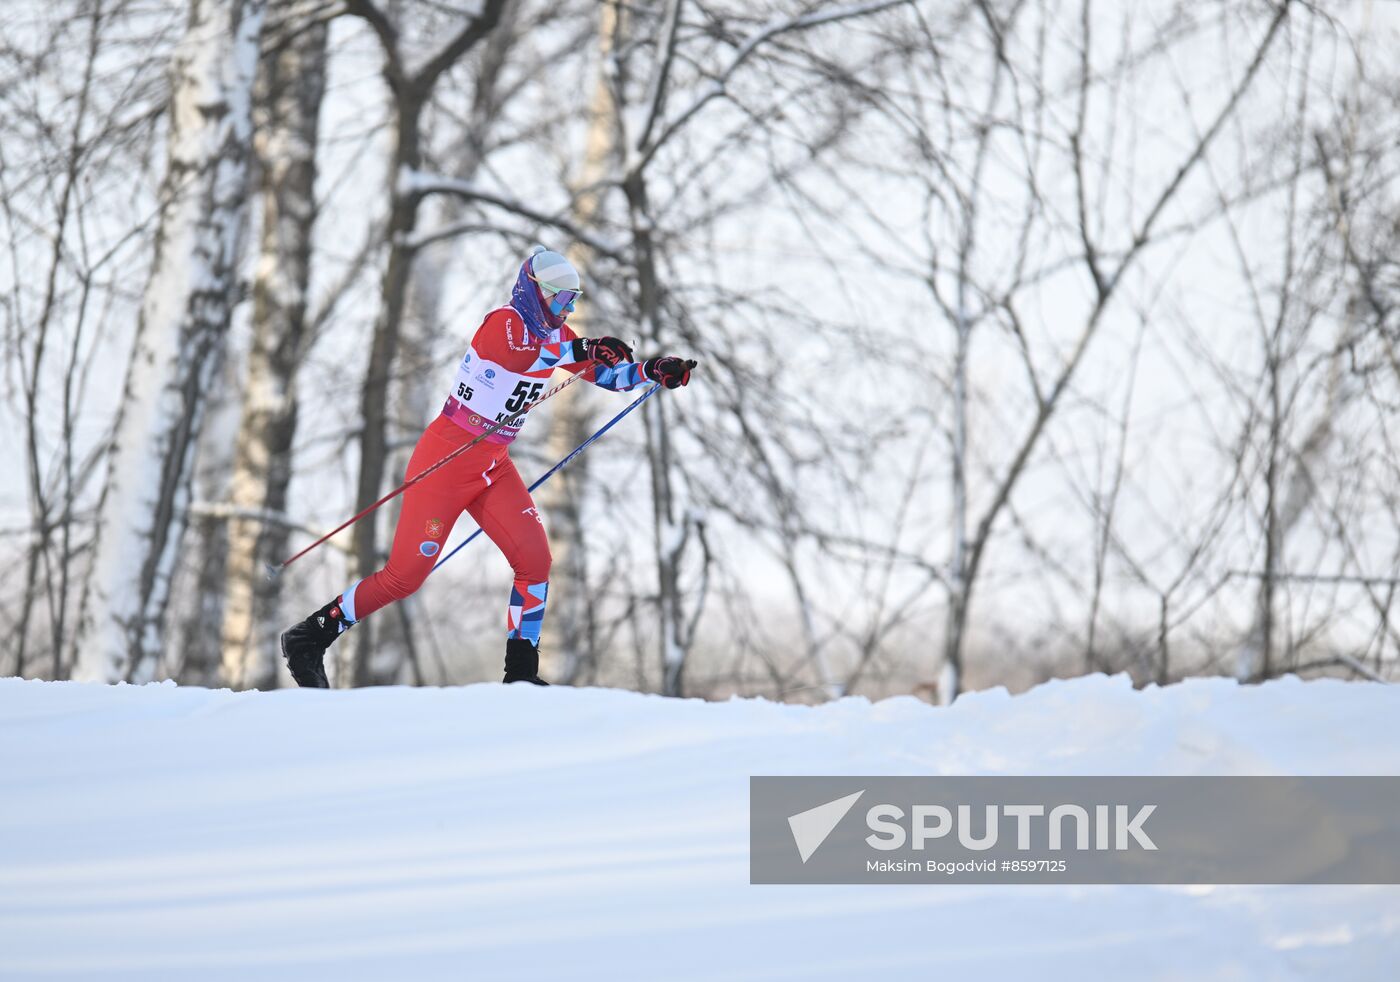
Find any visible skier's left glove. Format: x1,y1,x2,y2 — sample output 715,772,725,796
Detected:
576,336,634,368
642,356,697,389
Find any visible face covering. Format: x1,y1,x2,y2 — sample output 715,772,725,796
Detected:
510,261,555,340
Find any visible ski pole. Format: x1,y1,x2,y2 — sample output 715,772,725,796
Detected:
430,382,662,573
269,365,592,577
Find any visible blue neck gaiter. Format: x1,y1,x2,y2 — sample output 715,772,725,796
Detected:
510,262,560,341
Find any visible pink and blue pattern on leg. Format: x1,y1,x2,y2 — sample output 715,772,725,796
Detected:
507,580,549,645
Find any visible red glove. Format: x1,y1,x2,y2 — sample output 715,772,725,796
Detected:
579,336,634,368
642,356,696,389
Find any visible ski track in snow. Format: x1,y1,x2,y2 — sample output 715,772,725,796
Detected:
1,673,1397,980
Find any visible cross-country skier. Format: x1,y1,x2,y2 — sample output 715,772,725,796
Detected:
279,248,696,687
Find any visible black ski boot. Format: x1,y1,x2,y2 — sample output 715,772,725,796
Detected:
280,597,351,688
503,637,549,686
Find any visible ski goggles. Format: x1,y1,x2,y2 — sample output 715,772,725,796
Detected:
542,287,579,316
529,273,582,309
548,288,580,313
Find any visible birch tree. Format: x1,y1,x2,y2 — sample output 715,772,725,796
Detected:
74,0,268,682
220,4,330,690
1,0,179,679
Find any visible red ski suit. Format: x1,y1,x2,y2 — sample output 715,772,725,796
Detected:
338,305,646,641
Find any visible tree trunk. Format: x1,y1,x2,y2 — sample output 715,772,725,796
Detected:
367,230,439,686
221,11,329,690
1237,349,1346,680
337,0,507,687
346,95,423,687
941,299,971,705
172,354,242,685
75,0,267,683
621,170,690,696
540,0,623,684
368,4,521,685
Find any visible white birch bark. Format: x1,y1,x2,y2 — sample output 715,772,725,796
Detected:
220,9,327,690
75,0,267,682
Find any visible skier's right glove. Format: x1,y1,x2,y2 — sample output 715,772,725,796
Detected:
642,356,697,389
578,336,634,368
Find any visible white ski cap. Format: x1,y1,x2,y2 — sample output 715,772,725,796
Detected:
529,246,581,293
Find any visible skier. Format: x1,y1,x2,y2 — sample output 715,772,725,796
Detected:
280,248,696,687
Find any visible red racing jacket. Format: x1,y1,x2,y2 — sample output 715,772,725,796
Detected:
440,305,646,446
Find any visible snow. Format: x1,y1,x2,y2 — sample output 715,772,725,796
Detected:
1,673,1397,980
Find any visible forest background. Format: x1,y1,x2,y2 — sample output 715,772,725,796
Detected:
3,0,1399,702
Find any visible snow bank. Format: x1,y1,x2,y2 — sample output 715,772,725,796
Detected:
1,674,1397,980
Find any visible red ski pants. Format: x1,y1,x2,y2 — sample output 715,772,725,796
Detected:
339,415,550,635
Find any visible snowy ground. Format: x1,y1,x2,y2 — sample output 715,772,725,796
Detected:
1,674,1398,980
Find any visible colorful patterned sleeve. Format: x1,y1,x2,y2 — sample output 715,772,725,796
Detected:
524,339,586,373
585,361,646,391
532,329,646,391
